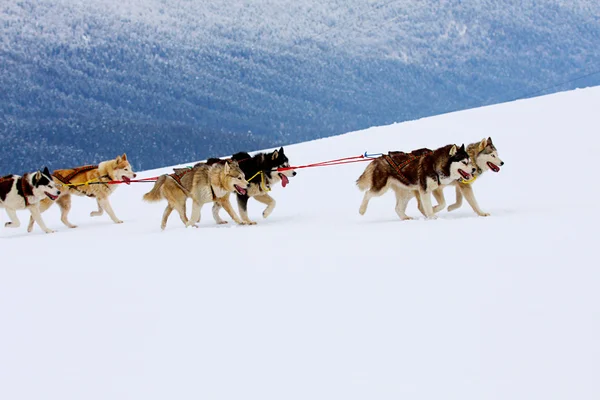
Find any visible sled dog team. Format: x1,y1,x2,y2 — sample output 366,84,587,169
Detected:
0,138,503,234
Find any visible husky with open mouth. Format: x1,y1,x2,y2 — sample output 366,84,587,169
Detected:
423,137,505,217
208,147,296,225
27,154,137,232
356,144,476,220
143,160,248,230
1,167,60,234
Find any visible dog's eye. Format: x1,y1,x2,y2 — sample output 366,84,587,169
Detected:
492,154,496,158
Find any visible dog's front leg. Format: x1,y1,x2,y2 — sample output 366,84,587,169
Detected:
4,208,21,228
432,188,446,214
187,200,202,227
393,188,413,220
419,190,437,220
460,184,490,217
97,197,123,224
253,194,274,220
90,199,104,217
447,185,464,212
220,197,244,225
29,205,54,233
235,195,256,224
212,201,227,224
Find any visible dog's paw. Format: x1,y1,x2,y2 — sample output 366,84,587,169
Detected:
426,215,438,220
44,229,56,234
478,212,491,217
186,222,199,228
90,211,103,217
245,221,257,225
447,204,459,212
400,216,413,221
5,222,13,227
115,220,124,224
217,220,228,225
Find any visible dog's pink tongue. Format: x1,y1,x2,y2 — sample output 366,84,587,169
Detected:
281,174,289,188
122,176,131,185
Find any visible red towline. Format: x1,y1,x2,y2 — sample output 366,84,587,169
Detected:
104,154,376,184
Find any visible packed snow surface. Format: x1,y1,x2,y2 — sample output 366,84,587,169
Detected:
1,88,599,399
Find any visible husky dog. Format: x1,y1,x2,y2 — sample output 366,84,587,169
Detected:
143,161,248,230
27,154,136,231
0,167,60,234
356,144,475,220
207,148,296,225
444,137,504,216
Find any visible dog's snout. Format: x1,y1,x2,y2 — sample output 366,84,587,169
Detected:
292,171,297,176
133,173,137,178
56,191,61,196
500,161,504,166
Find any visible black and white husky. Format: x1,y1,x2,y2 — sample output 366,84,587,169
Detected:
0,167,60,233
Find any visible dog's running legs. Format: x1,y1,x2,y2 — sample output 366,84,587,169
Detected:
212,202,228,224
220,196,244,225
432,188,446,213
97,197,123,224
28,197,55,232
419,189,437,219
253,194,275,220
460,184,490,217
4,208,20,228
90,199,104,217
447,186,464,212
359,190,375,215
161,205,173,230
57,194,78,228
187,200,202,227
393,188,413,220
29,205,54,233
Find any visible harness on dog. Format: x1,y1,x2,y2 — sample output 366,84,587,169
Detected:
246,170,270,192
383,150,432,186
169,168,193,188
53,165,109,197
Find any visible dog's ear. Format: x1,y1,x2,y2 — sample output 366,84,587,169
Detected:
122,153,128,161
459,144,466,152
478,138,487,151
279,147,284,154
449,145,457,157
33,170,42,184
116,155,122,163
487,137,494,147
224,161,230,174
272,150,279,160
43,166,51,176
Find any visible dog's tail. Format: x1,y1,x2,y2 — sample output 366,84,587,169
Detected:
356,162,375,191
143,175,167,202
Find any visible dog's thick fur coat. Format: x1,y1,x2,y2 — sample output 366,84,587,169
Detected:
415,137,505,216
207,148,296,225
357,144,475,219
1,167,61,233
27,154,136,232
143,161,249,229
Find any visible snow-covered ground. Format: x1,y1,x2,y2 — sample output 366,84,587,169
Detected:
2,87,599,399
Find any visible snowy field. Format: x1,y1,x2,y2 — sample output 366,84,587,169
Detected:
1,87,599,399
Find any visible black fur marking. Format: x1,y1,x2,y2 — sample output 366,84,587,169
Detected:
237,194,249,212
35,173,51,187
0,175,15,202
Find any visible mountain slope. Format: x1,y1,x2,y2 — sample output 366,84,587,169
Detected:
1,87,599,400
2,0,600,171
